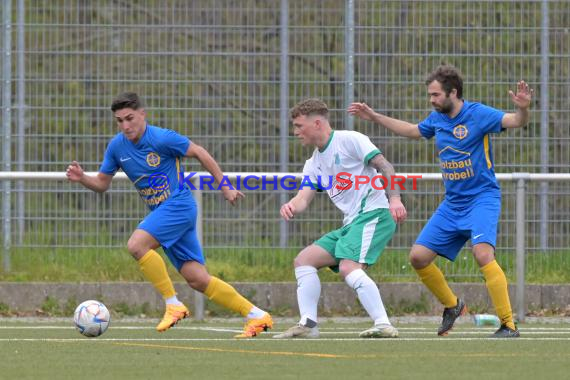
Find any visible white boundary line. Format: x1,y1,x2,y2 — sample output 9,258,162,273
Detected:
1,337,570,342
2,326,570,333
0,326,241,332
2,329,570,336
2,325,570,341
3,325,570,330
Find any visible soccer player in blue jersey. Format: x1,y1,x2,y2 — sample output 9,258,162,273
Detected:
348,65,533,338
66,92,272,338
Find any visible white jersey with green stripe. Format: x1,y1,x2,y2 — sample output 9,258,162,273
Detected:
302,130,389,225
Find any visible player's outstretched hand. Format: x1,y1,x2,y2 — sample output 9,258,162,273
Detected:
280,202,295,221
66,161,84,182
509,80,533,109
347,102,376,121
388,197,407,223
223,188,245,206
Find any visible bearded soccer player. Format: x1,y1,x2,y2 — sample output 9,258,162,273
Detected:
66,92,272,338
348,65,533,338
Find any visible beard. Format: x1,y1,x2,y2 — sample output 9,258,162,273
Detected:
433,98,454,114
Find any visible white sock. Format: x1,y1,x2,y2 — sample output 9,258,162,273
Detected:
165,295,183,306
295,265,320,325
345,269,390,326
246,306,266,319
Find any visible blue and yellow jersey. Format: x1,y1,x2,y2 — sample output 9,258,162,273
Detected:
100,124,191,210
418,101,504,204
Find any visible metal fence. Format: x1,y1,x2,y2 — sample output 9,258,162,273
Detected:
1,1,569,279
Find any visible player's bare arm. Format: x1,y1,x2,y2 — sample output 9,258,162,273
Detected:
369,154,407,223
280,187,316,221
185,143,244,205
347,102,422,139
502,80,533,129
66,161,113,193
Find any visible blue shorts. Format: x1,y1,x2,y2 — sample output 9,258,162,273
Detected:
137,190,204,271
415,196,501,261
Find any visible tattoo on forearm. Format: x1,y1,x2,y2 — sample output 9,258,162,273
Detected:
370,154,400,199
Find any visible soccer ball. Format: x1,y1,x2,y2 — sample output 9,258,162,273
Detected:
73,300,110,337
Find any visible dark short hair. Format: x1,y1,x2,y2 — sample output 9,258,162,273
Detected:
290,98,329,120
111,92,143,112
425,65,463,99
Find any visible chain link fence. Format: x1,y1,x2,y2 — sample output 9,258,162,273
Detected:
1,0,569,279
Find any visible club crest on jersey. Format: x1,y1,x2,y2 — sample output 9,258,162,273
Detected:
146,152,161,167
335,153,341,165
453,125,468,140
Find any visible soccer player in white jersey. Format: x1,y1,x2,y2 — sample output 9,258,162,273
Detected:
274,98,407,339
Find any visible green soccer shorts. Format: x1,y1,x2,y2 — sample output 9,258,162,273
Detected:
314,208,396,270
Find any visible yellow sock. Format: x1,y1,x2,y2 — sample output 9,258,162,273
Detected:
415,262,457,308
204,277,254,317
138,250,176,299
480,260,515,330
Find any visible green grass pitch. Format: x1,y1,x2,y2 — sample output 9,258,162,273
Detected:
1,318,569,380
